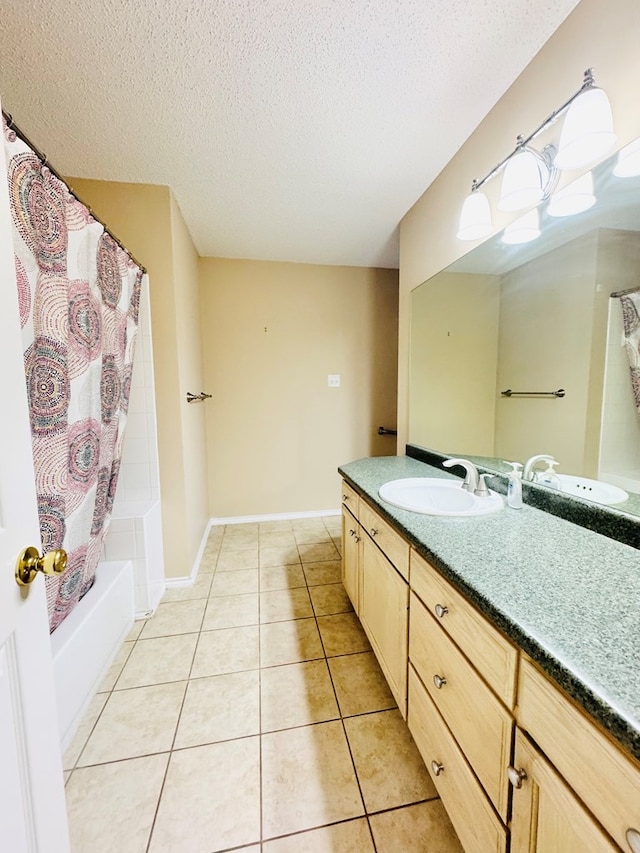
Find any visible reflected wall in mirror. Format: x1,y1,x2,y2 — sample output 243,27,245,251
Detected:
409,144,640,497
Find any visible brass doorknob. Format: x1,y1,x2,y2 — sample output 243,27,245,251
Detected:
15,546,67,587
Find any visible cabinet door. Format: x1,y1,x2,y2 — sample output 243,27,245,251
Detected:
511,729,619,853
341,505,361,612
360,533,409,715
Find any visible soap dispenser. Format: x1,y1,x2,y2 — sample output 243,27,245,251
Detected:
506,462,523,509
538,460,561,490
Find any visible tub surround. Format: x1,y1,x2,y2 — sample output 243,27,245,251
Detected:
338,454,640,763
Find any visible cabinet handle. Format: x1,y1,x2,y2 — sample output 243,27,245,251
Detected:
434,604,448,618
349,529,357,537
433,674,447,689
626,828,640,853
507,766,527,789
370,528,378,537
342,494,349,501
354,535,361,543
431,760,445,776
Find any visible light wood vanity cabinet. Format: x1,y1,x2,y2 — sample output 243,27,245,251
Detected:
340,480,409,715
340,478,640,853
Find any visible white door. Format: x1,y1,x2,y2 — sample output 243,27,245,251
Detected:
0,118,70,849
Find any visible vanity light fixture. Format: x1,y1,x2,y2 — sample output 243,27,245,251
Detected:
547,171,596,217
613,136,640,177
457,69,616,241
502,209,540,245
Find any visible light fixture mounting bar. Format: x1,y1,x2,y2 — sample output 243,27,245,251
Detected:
471,69,596,193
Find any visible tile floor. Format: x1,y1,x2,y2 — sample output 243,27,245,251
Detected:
64,516,463,853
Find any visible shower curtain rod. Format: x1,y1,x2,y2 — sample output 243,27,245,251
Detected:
2,109,147,274
611,284,640,298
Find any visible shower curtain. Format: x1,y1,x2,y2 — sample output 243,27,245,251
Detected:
620,291,640,415
3,115,144,632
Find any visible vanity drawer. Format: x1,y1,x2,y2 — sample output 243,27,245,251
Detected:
410,592,513,819
340,480,359,513
359,500,409,580
408,666,507,853
518,657,640,852
410,549,517,707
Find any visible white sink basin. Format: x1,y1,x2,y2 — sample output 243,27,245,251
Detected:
545,474,628,506
378,478,503,517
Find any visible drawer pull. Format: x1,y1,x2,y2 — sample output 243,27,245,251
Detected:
349,529,357,537
353,535,361,543
626,829,640,852
342,494,349,501
433,674,447,689
370,528,378,537
431,760,445,777
507,766,527,789
434,603,449,618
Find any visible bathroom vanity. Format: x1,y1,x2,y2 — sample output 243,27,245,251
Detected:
339,453,640,853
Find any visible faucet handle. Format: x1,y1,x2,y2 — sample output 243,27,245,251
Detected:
474,473,495,497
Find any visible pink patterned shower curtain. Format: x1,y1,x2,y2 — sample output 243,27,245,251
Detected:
620,291,640,415
3,116,144,632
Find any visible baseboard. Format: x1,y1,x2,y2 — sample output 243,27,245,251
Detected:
210,508,340,526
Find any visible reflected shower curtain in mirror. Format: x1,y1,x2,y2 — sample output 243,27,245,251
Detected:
620,292,640,416
3,115,144,632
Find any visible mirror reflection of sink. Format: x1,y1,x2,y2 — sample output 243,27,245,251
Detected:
378,478,503,517
541,474,628,505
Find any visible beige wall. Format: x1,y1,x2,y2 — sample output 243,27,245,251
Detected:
199,258,399,517
69,179,209,578
410,272,500,455
398,0,640,448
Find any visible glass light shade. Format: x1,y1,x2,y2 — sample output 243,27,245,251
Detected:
613,136,640,177
456,191,492,240
554,87,617,170
498,148,548,211
502,209,540,245
547,172,596,217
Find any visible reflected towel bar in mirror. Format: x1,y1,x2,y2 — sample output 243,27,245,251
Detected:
501,388,565,398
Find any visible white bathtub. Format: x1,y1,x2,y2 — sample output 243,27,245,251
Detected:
50,560,134,751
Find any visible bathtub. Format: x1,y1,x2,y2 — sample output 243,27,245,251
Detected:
50,560,134,751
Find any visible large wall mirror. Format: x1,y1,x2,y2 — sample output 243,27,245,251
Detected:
409,143,640,510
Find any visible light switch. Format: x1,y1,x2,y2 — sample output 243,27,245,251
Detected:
328,374,341,387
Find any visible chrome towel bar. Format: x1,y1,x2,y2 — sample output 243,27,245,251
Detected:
186,391,212,403
501,388,565,398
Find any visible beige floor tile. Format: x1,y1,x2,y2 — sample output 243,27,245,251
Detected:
63,692,109,769
66,753,168,853
259,519,294,531
140,600,206,639
260,660,339,732
262,818,375,852
149,739,261,853
78,681,186,765
298,542,340,563
322,515,342,533
64,770,71,785
203,592,259,629
174,670,260,747
317,612,371,657
115,634,198,689
303,560,342,586
219,538,258,553
291,518,327,531
97,640,134,692
262,721,364,838
344,709,437,812
294,529,334,545
309,582,353,616
369,801,464,852
198,551,217,573
191,626,260,677
328,652,396,716
161,574,213,602
125,620,145,641
260,564,307,591
259,545,301,567
216,549,259,570
260,587,313,623
210,569,259,596
260,618,324,668
260,530,298,548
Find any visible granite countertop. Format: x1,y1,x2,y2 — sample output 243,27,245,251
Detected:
338,454,640,763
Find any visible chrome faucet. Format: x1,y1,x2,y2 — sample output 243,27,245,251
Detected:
443,458,479,493
523,454,557,482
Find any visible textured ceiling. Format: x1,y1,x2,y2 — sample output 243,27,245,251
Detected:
0,0,580,268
